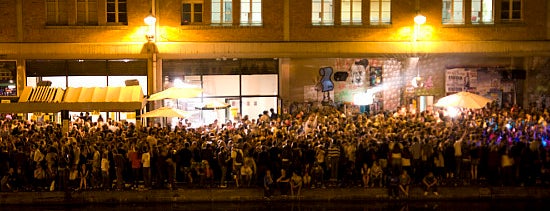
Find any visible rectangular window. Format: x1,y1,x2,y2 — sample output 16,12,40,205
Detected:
370,0,391,25
211,0,232,25
442,0,464,24
471,0,493,24
76,0,98,25
106,0,127,25
312,0,334,25
182,1,203,25
240,0,262,26
46,0,68,25
341,0,362,25
501,0,522,22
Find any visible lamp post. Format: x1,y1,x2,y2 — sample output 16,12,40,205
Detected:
413,14,426,42
144,0,159,127
411,13,426,88
144,14,157,42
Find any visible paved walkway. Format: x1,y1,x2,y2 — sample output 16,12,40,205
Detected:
1,186,549,205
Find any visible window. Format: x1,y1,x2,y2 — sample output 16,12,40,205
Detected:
182,1,203,25
341,0,361,25
370,0,391,25
212,0,233,25
471,0,493,24
46,0,68,25
107,0,127,25
501,0,522,22
76,0,98,25
312,0,334,25
442,0,464,24
241,0,262,26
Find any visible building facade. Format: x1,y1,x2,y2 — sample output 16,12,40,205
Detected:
1,0,550,123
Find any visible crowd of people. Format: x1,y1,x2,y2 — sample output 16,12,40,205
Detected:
1,102,550,199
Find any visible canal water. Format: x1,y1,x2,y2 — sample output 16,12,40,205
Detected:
4,201,548,211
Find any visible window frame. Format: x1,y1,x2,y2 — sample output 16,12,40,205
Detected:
442,0,465,25
106,0,127,25
211,0,233,25
46,0,68,26
471,0,494,24
369,0,391,25
341,0,362,25
182,1,204,25
76,0,98,25
312,0,334,26
500,0,522,22
240,0,262,26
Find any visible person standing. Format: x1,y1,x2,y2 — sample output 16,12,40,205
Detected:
141,147,151,189
114,149,125,190
101,152,110,190
127,145,141,189
263,169,275,198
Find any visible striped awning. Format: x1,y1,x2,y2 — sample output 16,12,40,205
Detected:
0,86,145,113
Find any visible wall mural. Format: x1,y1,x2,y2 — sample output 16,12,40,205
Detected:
331,58,402,112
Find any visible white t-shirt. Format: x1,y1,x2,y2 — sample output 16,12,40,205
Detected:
142,152,151,168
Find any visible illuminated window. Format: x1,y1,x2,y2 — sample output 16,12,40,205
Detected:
442,0,464,24
46,0,68,25
211,0,233,25
471,0,493,24
76,0,98,25
341,0,361,25
240,0,262,26
312,0,334,26
106,0,127,25
370,0,391,25
182,1,203,25
501,0,522,22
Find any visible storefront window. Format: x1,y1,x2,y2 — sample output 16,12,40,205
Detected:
162,59,279,125
203,75,240,96
27,76,67,88
241,74,277,95
241,96,277,120
108,76,147,95
68,76,108,87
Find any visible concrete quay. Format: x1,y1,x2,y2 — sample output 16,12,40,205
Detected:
0,186,549,205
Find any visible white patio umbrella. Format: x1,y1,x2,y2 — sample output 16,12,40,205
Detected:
434,91,493,109
195,101,231,110
147,87,202,101
195,100,231,125
141,107,188,118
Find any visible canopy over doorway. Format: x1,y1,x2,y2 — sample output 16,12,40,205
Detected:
0,85,145,113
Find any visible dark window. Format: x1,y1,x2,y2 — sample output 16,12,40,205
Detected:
182,3,203,25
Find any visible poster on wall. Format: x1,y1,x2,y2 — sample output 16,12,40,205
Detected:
369,67,383,86
445,68,478,94
0,61,17,97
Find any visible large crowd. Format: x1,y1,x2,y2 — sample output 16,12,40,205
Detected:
1,102,550,198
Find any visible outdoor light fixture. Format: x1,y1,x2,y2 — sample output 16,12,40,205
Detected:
411,13,426,88
414,14,426,25
144,13,156,41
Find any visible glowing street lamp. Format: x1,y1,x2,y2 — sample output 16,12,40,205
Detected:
414,14,426,25
144,14,156,42
411,14,426,88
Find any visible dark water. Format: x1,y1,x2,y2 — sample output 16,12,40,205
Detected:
5,201,549,211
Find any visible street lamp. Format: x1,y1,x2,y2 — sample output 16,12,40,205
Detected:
414,14,426,25
411,14,426,88
144,14,156,42
413,14,426,42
